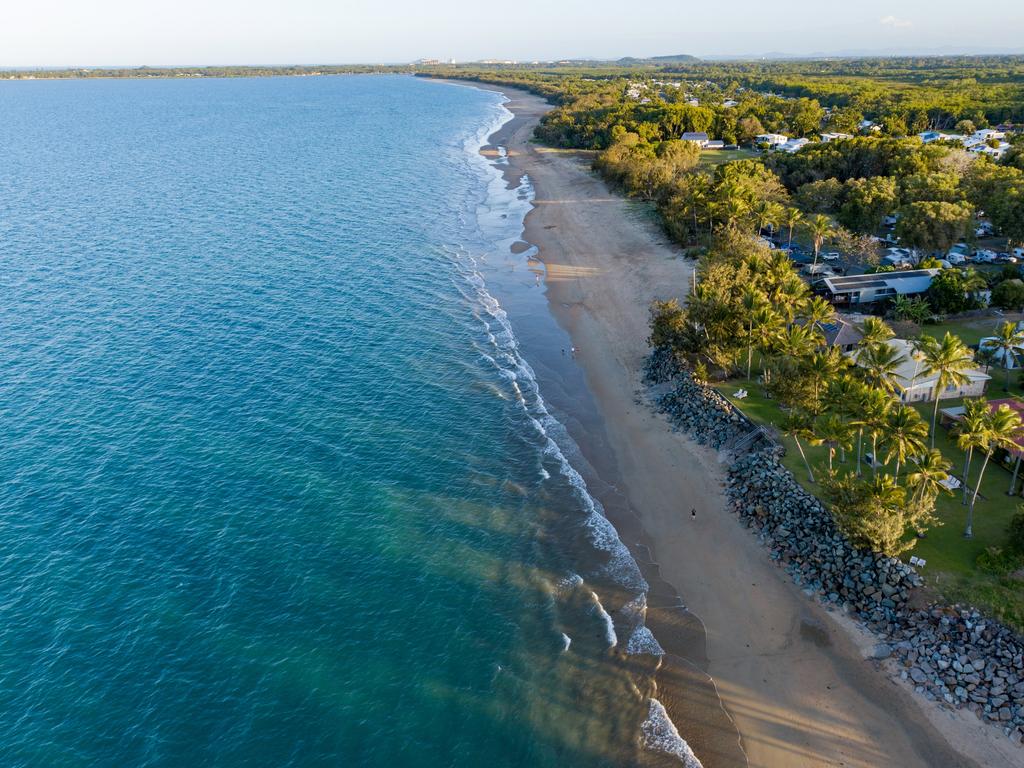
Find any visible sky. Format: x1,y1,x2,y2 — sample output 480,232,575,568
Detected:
2,0,1023,66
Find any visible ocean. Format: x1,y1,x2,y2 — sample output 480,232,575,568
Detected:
0,74,694,767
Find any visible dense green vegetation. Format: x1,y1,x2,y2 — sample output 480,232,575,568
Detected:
649,237,1024,626
415,59,1024,259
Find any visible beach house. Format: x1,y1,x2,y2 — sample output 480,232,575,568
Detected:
755,133,789,148
818,269,938,306
855,338,990,403
798,316,863,351
681,132,710,147
778,137,810,153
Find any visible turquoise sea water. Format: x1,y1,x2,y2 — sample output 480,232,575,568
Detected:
0,75,693,767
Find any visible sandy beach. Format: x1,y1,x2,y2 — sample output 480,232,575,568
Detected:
464,80,1024,768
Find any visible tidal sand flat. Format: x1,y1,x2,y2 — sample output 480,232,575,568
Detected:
470,81,1012,768
0,74,688,767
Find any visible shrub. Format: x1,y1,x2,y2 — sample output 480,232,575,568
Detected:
976,546,1024,575
1008,508,1024,553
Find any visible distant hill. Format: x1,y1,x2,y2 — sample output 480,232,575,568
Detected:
649,54,701,63
615,54,700,65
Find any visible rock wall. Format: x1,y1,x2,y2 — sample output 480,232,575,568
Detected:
644,347,1024,743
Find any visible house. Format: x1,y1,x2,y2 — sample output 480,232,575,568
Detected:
722,99,739,108
819,269,938,306
978,336,1024,368
798,316,863,351
969,141,1011,160
820,132,853,143
918,130,948,143
681,132,710,147
755,133,789,147
972,129,1006,142
854,338,989,403
859,119,881,133
778,137,811,153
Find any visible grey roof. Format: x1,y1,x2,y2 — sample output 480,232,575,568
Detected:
821,318,863,347
681,132,709,141
823,269,938,295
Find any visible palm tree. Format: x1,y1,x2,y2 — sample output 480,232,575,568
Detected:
906,448,952,505
906,448,953,537
966,405,1024,538
801,296,835,335
752,199,784,236
751,306,783,377
813,413,853,473
825,374,861,462
889,295,914,322
920,332,975,448
975,346,999,375
855,317,895,359
843,380,874,474
782,207,803,251
803,348,847,404
883,404,928,483
908,334,938,393
956,399,990,506
775,323,820,361
782,410,817,483
988,321,1024,392
804,213,835,267
861,389,893,477
768,273,811,324
740,287,768,379
858,342,908,395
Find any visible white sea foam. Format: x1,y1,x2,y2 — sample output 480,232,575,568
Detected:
446,91,691,767
641,699,703,768
589,590,618,649
627,626,665,656
560,633,572,652
554,572,584,594
617,594,663,655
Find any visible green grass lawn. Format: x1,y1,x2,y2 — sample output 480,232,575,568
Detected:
713,376,1024,628
698,148,756,169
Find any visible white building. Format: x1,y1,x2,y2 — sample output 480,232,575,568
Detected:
755,133,789,147
778,137,811,153
854,338,990,403
820,132,853,142
820,269,938,306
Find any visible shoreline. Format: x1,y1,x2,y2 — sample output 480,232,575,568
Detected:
465,80,1019,767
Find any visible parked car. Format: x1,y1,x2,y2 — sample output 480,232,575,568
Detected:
821,251,841,262
802,263,837,277
946,252,967,265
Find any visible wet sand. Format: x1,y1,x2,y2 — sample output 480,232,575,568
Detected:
433,78,1019,767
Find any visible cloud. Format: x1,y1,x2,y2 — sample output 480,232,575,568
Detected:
879,15,913,28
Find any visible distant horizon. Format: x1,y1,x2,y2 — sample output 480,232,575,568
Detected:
3,48,1024,71
3,1,1022,68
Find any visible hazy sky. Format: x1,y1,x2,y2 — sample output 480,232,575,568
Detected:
3,0,1022,66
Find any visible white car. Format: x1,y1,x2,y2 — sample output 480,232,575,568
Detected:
821,251,841,262
946,252,966,265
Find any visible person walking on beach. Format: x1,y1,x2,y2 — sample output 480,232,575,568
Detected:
691,508,696,519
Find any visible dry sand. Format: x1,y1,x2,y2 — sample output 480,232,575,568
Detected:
440,78,1020,768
